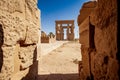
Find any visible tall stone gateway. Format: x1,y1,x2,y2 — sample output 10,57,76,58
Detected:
55,20,74,41
0,0,40,80
78,0,119,80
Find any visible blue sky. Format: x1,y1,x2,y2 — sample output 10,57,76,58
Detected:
37,0,89,38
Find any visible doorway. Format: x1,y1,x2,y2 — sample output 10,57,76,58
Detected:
64,28,67,40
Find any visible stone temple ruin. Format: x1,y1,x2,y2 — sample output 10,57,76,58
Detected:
55,20,74,41
41,31,56,43
0,0,119,80
78,0,119,80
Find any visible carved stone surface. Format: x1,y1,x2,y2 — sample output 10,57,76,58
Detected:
78,0,119,80
0,0,40,79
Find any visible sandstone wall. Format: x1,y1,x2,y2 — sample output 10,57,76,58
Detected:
77,2,96,78
41,32,56,43
78,0,119,80
41,37,49,43
0,0,40,80
41,36,56,43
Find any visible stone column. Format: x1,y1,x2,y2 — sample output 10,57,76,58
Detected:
55,23,58,40
59,24,62,40
67,24,69,40
71,25,74,33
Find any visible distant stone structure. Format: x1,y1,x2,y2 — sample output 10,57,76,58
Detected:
41,31,56,43
78,0,119,80
55,20,74,41
0,0,40,80
48,32,56,43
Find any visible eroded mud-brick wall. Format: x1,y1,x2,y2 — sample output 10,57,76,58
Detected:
0,0,40,80
78,0,119,80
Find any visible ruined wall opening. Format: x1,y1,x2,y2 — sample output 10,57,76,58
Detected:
39,20,80,80
0,24,3,72
89,17,95,49
37,0,119,80
63,28,67,40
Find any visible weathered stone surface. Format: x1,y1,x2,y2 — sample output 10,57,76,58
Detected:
0,0,25,13
0,46,15,79
19,45,36,70
78,0,119,80
24,23,39,44
77,1,96,26
78,18,89,47
41,31,56,43
77,1,96,47
0,13,26,46
0,0,40,79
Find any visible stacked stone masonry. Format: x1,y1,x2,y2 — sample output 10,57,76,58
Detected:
0,0,40,80
78,0,119,80
41,31,56,43
41,36,56,43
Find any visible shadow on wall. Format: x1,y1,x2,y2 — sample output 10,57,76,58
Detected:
37,73,80,80
117,0,120,79
0,24,3,72
89,16,95,49
21,47,38,80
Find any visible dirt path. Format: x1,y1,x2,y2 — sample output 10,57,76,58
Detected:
38,41,81,80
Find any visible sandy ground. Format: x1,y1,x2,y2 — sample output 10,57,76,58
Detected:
40,41,69,56
38,41,82,80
